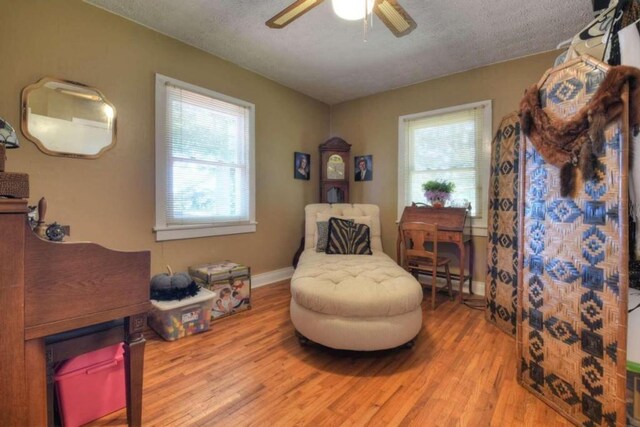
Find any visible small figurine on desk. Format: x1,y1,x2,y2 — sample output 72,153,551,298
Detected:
27,205,38,229
45,222,66,242
34,197,48,238
34,197,70,241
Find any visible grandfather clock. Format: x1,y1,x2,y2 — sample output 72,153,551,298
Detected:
319,137,350,203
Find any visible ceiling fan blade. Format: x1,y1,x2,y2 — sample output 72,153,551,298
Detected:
266,0,325,29
374,0,417,37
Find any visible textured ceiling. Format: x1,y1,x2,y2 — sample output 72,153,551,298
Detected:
86,0,593,105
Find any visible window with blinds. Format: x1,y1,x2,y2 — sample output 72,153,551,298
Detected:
155,74,255,241
398,101,491,230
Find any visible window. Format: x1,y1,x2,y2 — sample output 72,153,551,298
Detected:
155,74,255,241
398,101,491,233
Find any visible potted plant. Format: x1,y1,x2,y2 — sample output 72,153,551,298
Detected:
422,179,456,208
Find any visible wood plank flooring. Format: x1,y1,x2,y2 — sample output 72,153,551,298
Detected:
89,282,571,426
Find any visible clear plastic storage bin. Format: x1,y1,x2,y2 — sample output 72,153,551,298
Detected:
148,287,215,341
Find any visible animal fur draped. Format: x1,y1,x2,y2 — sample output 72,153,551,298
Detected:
519,65,640,197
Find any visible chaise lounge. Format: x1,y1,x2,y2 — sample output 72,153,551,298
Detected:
290,204,424,351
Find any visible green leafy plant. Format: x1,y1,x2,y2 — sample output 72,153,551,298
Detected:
421,179,456,194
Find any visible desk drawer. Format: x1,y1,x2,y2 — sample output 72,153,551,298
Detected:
439,231,461,242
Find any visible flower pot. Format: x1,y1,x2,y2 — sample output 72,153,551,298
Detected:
424,191,451,208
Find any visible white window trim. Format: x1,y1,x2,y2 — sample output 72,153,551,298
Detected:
154,74,256,242
397,100,492,237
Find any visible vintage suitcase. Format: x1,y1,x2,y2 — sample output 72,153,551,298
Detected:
189,261,251,320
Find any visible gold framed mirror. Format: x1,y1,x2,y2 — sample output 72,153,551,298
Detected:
21,77,117,158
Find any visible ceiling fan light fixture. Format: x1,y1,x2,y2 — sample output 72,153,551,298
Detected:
266,0,416,38
331,0,375,21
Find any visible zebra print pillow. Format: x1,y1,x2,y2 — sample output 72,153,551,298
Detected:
325,217,372,255
316,219,355,252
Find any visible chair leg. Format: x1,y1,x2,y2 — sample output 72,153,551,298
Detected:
445,264,453,300
431,270,436,310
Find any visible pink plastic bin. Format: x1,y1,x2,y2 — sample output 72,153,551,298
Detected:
54,343,126,427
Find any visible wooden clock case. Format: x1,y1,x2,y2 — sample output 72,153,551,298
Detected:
319,137,351,203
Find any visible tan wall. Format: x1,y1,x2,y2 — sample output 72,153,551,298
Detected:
1,0,329,275
1,0,561,282
330,51,560,281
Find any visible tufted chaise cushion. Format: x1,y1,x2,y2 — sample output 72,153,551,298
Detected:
291,250,423,317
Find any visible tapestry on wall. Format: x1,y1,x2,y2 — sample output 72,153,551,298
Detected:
517,56,629,426
485,112,520,336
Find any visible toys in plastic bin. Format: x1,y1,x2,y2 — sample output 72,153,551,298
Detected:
148,287,215,341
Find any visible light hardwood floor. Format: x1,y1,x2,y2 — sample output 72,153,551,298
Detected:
90,282,571,426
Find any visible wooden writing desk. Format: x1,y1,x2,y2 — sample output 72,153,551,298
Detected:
0,199,150,426
397,205,473,301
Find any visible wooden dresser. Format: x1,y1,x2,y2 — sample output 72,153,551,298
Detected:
397,205,473,301
0,198,150,426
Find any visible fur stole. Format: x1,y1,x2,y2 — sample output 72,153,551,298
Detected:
519,65,640,197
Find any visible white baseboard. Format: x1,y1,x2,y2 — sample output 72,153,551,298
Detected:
469,281,486,296
252,267,294,289
250,267,486,296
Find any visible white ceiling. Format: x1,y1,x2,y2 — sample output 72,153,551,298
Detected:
86,0,594,105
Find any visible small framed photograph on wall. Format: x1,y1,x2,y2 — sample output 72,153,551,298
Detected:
294,152,310,180
355,155,372,181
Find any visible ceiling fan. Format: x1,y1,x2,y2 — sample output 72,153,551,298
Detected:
266,0,417,38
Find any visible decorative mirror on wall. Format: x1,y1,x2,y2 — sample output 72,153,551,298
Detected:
21,77,116,158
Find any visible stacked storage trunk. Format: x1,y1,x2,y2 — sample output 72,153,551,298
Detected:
189,261,251,320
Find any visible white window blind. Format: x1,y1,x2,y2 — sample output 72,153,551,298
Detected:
398,101,491,230
155,74,255,241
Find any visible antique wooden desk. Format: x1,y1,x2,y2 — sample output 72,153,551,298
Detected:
0,198,150,426
397,205,473,302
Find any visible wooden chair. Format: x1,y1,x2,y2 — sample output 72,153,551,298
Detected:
400,222,453,310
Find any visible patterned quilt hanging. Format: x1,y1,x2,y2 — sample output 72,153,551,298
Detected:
486,112,520,336
517,56,629,426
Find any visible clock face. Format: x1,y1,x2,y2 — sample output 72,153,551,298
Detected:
327,154,345,180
